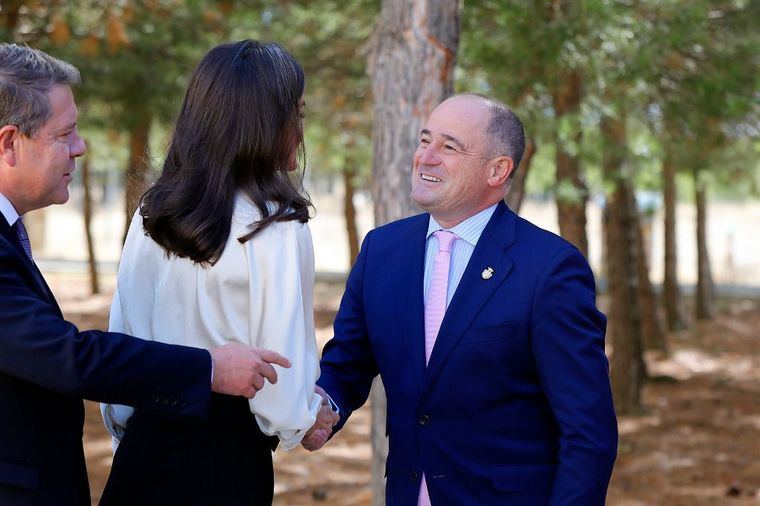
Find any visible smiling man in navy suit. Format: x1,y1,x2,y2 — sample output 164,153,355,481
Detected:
307,94,618,505
0,44,292,506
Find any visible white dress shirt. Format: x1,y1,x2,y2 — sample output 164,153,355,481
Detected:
101,195,322,450
0,192,20,227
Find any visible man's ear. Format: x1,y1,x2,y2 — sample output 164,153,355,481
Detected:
486,156,514,188
0,125,19,166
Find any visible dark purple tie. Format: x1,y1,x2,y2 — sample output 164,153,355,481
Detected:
13,217,33,261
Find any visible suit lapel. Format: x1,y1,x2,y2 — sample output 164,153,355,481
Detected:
0,214,25,257
0,214,58,307
393,215,429,390
422,202,517,395
27,254,59,308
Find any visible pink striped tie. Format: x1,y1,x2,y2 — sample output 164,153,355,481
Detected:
424,230,457,364
419,230,457,506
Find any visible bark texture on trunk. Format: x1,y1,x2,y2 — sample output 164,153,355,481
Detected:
342,163,360,265
606,182,646,414
636,213,666,351
695,173,714,320
505,138,535,214
368,0,459,226
368,1,460,503
552,71,588,257
123,112,152,242
601,115,645,415
662,144,685,330
82,157,100,295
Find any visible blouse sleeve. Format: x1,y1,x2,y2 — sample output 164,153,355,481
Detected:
245,220,322,449
99,214,141,445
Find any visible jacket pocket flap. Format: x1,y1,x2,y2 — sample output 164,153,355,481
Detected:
0,461,39,490
489,464,556,492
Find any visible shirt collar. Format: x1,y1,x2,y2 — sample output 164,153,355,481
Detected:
426,203,498,247
0,192,20,226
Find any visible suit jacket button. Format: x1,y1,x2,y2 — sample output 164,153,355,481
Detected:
409,472,418,482
418,415,430,426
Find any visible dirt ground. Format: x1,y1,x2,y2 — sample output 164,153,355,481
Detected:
48,273,759,505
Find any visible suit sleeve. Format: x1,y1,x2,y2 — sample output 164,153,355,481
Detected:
317,230,380,432
100,287,135,442
530,247,618,505
0,247,212,421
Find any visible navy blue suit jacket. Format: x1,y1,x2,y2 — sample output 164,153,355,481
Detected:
319,202,617,505
0,214,212,505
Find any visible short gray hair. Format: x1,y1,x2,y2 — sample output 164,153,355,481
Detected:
459,93,526,175
0,43,80,137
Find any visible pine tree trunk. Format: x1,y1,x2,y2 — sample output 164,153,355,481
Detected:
601,115,645,415
695,171,714,320
123,111,152,242
0,0,22,35
662,144,685,330
342,163,360,265
505,138,535,214
368,1,459,502
635,211,666,351
82,157,100,295
552,71,588,257
368,0,460,225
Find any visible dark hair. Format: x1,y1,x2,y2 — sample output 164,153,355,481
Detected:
140,40,312,265
0,43,80,136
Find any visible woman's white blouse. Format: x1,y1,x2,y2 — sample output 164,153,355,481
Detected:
101,197,322,450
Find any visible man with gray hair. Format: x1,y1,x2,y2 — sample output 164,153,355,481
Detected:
308,94,618,505
0,43,291,505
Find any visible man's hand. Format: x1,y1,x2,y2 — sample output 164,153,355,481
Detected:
302,427,330,451
302,386,339,451
209,343,291,398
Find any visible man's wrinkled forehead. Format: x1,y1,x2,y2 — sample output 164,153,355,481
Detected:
423,97,490,142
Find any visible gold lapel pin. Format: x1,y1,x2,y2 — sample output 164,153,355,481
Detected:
481,267,494,280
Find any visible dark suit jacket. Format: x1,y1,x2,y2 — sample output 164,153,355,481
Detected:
318,202,618,505
0,214,212,505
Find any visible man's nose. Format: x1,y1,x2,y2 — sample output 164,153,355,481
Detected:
419,144,440,165
72,134,86,158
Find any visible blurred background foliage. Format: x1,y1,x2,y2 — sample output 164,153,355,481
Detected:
2,0,756,206
2,0,757,209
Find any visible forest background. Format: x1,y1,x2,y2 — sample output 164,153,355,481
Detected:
2,0,759,504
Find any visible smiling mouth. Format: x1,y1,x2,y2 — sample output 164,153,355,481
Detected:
420,174,441,183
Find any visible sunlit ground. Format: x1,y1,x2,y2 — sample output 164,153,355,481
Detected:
48,273,759,505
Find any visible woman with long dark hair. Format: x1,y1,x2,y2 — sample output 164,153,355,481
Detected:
99,40,330,505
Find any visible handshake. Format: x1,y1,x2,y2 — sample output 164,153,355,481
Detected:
207,343,339,451
302,385,339,451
